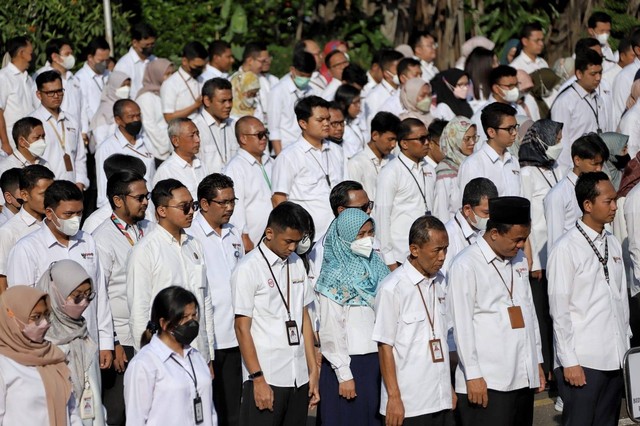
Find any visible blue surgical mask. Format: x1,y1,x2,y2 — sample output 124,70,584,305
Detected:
293,75,310,90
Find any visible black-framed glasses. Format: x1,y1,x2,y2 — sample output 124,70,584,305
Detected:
208,197,238,207
166,201,199,214
125,193,151,203
68,290,96,304
39,88,65,97
404,135,430,144
243,130,269,140
346,201,374,212
495,124,520,135
330,120,346,128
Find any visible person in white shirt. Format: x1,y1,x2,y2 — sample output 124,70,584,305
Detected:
361,50,384,100
375,118,436,269
544,133,609,251
348,111,400,202
124,286,218,426
587,12,618,73
32,71,89,188
272,96,346,239
509,23,549,73
409,31,440,83
364,50,404,126
160,41,207,122
193,78,237,172
224,116,273,250
316,208,389,425
89,71,132,148
113,22,157,99
202,40,235,81
0,165,54,292
0,36,37,155
295,39,328,96
232,202,320,425
74,37,110,140
229,42,269,90
449,196,545,426
379,58,423,118
321,50,350,101
625,176,640,343
266,50,315,155
548,172,629,426
187,173,244,426
92,169,153,424
326,103,346,146
0,168,21,226
612,29,640,128
95,99,156,208
459,102,522,197
373,215,455,425
603,38,635,87
257,51,279,128
0,117,49,177
154,118,208,200
6,180,114,370
127,178,215,363
430,69,474,121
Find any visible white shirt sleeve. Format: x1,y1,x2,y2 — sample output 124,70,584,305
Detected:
74,128,90,187
123,357,156,425
138,94,171,160
94,256,115,350
231,262,257,317
371,282,398,346
266,86,283,141
223,163,248,235
373,167,397,265
5,244,36,287
433,177,451,223
202,268,216,361
625,191,640,292
127,246,154,351
318,295,353,382
271,153,295,196
543,188,566,251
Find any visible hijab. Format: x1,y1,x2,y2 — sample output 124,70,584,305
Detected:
90,70,130,131
500,39,520,65
316,209,389,308
0,286,71,426
399,77,434,126
508,115,533,159
36,260,97,404
600,132,629,190
437,116,474,177
231,70,261,118
618,151,640,198
530,68,560,118
137,58,172,99
430,69,474,118
519,119,563,169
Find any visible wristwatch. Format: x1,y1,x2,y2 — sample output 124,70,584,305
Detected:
248,370,264,380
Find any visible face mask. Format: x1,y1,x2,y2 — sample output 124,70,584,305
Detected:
242,96,257,108
296,234,312,255
21,318,50,343
26,138,46,157
613,153,631,170
124,120,143,137
293,75,310,90
469,211,489,231
62,297,90,320
115,85,130,99
453,85,468,99
141,46,154,57
171,319,199,345
93,60,107,75
501,87,520,103
596,33,610,45
390,73,400,86
545,143,563,160
60,54,76,70
415,96,432,113
350,236,374,258
189,67,204,79
51,211,81,237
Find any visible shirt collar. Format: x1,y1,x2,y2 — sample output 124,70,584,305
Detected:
156,225,189,245
201,110,229,128
571,82,593,98
178,67,194,82
402,260,437,287
258,240,287,267
477,236,501,265
567,170,579,186
482,142,512,164
398,151,424,170
238,148,270,166
455,210,477,240
18,207,40,227
115,128,143,148
577,218,607,243
380,79,396,94
170,152,201,169
425,156,438,169
300,136,330,153
194,212,231,238
149,334,195,362
7,62,25,77
42,221,83,248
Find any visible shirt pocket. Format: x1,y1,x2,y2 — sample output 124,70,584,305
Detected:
397,310,427,344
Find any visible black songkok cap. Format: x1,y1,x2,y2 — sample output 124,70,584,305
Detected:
488,196,531,225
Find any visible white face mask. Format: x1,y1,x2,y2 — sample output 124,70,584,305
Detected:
595,33,610,45
469,211,489,231
453,85,468,99
415,96,432,113
60,54,76,70
296,234,312,255
387,71,400,86
350,236,374,258
501,86,520,103
51,211,81,237
115,85,131,99
545,143,563,160
242,96,257,108
26,138,46,157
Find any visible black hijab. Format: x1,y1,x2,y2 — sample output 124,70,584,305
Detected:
430,69,474,118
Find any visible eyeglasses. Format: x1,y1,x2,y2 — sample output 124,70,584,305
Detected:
125,193,151,203
345,201,374,212
28,311,52,325
330,60,349,69
404,135,430,144
463,135,480,144
39,88,65,98
68,290,96,304
330,120,346,128
208,198,238,207
422,42,439,49
243,130,269,140
495,124,520,135
166,201,199,214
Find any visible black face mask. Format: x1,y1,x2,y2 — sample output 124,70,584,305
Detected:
171,320,199,346
613,154,631,170
327,136,343,144
141,47,154,57
124,120,142,137
189,66,204,79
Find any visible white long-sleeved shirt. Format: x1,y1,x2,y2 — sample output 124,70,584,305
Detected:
266,75,311,150
136,92,172,160
625,184,640,297
74,63,107,134
458,143,522,197
160,67,204,120
126,226,215,361
618,101,640,157
448,238,543,393
612,58,640,127
547,220,630,371
347,145,393,202
441,210,479,277
113,47,155,99
0,63,37,146
364,80,396,126
509,52,549,74
153,153,208,201
543,171,580,255
0,207,41,275
192,111,237,173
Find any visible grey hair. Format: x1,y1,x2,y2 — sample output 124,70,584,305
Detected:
167,117,193,140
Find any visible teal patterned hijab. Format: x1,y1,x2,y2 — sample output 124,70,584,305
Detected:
316,209,390,307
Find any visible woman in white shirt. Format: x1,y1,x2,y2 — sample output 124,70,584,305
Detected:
0,285,77,425
37,259,105,425
430,69,474,120
334,84,366,159
316,208,390,426
136,58,174,162
124,286,217,426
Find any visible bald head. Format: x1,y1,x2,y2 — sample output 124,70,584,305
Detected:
235,116,263,138
235,116,267,159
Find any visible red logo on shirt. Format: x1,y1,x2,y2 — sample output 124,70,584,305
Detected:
267,279,275,288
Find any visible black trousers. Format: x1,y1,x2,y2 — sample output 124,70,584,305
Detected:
629,291,640,348
456,387,534,426
555,367,623,426
382,409,454,426
239,381,309,426
529,272,553,377
101,345,135,426
213,346,242,426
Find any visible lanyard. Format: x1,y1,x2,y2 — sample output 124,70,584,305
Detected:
110,214,142,246
416,280,437,339
575,221,609,285
259,162,272,191
170,353,199,397
178,71,198,102
92,75,104,92
115,133,152,158
490,260,515,305
12,153,31,167
47,118,66,150
203,114,227,162
258,246,292,320
454,216,473,245
571,85,602,133
308,147,331,186
398,157,429,212
536,166,558,188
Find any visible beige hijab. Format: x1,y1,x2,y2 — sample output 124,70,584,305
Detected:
137,58,173,99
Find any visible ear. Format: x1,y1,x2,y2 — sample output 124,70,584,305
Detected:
486,127,497,139
156,205,168,219
19,188,29,202
114,115,124,128
264,227,274,241
575,69,584,81
202,95,211,108
408,243,420,258
461,204,472,218
298,119,308,132
583,199,593,214
113,194,125,209
371,131,380,142
44,207,54,221
199,199,210,213
36,91,43,102
489,228,499,241
17,136,28,148
159,317,169,332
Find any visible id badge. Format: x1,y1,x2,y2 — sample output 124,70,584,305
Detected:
193,395,204,424
63,153,74,172
429,339,445,363
507,305,525,329
285,320,300,346
80,387,95,419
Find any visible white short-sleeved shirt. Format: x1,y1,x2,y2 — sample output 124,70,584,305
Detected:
618,102,640,157
201,64,228,82
136,92,172,160
192,111,237,173
0,150,48,178
266,76,311,150
153,153,208,201
448,238,542,393
124,335,218,426
612,58,640,127
458,143,522,197
113,47,155,99
441,210,479,277
372,262,452,417
0,63,37,146
74,63,107,134
33,62,83,127
187,214,244,350
0,208,41,275
543,171,580,254
625,184,640,296
223,149,273,245
272,137,346,239
374,152,436,264
364,80,396,126
509,52,549,74
342,122,366,160
347,145,393,202
160,67,204,120
232,241,313,386
378,92,405,117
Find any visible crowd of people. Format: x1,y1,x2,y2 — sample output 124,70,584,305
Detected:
0,10,640,426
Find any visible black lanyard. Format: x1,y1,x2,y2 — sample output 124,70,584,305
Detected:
571,85,602,133
308,147,331,186
536,167,558,188
575,221,609,285
398,157,429,212
454,215,473,246
258,246,292,320
203,113,228,162
170,353,199,397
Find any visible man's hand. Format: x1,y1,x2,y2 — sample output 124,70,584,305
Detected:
253,377,274,411
452,387,458,410
338,379,357,400
1,144,12,156
537,364,547,393
75,183,86,191
99,349,113,369
209,361,215,379
466,378,488,407
530,270,542,280
563,365,586,387
308,369,320,408
385,395,404,426
113,344,128,373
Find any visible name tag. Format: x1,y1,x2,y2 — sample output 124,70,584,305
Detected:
507,306,525,329
429,339,445,363
286,320,300,346
193,395,204,424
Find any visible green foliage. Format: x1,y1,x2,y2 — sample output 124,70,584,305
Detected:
0,0,132,71
598,0,640,51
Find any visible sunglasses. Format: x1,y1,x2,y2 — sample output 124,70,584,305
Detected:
125,193,151,203
404,135,430,144
244,131,270,140
166,201,199,215
68,290,96,304
345,201,374,212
